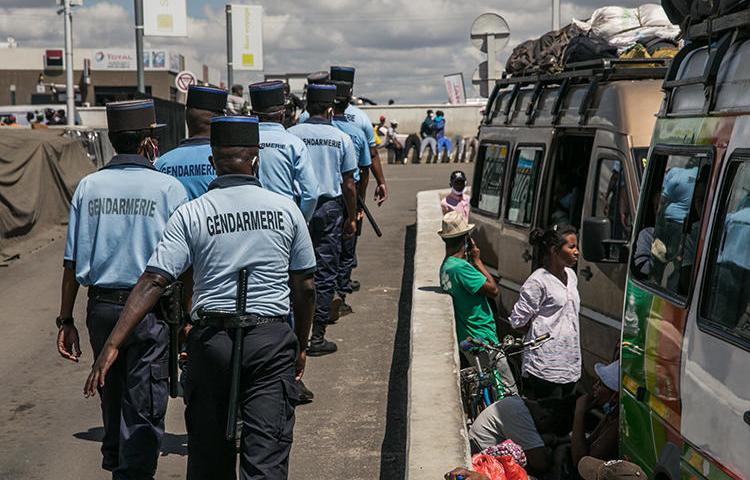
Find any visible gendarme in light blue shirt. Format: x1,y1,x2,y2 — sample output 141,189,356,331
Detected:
146,175,317,317
288,117,357,198
64,154,189,288
258,122,319,222
299,104,376,147
154,137,216,200
332,115,371,183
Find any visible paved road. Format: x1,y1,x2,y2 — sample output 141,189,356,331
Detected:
0,162,471,480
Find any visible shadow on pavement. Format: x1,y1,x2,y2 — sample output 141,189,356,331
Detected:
379,223,416,480
74,427,188,456
417,285,446,294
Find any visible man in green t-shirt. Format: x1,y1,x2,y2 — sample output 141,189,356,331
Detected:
438,211,518,394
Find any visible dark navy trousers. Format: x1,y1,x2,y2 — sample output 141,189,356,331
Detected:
309,198,344,326
337,231,358,296
184,322,298,480
86,299,169,480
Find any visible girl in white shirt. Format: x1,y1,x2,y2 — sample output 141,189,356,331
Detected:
510,224,581,400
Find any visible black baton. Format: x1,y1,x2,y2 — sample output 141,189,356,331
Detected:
226,268,248,442
160,281,184,399
357,196,383,237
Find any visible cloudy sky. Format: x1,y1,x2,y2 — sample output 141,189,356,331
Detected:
0,0,653,103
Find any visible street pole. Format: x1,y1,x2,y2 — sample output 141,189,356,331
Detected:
134,0,145,94
552,0,561,30
63,0,75,126
226,5,234,88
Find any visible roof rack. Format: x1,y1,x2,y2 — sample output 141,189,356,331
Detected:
485,58,669,126
495,58,669,88
687,9,750,40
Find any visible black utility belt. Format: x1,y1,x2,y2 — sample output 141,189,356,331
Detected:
316,195,342,208
88,286,133,306
195,309,285,329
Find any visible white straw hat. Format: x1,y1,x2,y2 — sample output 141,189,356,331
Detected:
594,360,620,392
438,211,475,239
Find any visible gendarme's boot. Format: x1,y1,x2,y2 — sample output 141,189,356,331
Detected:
306,322,338,357
298,380,314,404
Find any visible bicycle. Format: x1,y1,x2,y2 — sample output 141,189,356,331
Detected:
459,333,551,422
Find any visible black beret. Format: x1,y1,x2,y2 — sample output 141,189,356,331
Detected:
330,66,355,83
210,116,260,147
106,99,165,132
248,81,285,111
306,83,336,105
186,85,228,113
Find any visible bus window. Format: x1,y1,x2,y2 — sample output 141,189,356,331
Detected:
701,160,750,347
506,146,543,225
631,152,711,300
594,158,632,241
475,144,508,215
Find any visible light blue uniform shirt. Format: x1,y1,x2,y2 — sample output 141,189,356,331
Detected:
258,122,319,222
154,137,216,200
299,104,376,147
718,207,750,270
661,166,698,222
64,154,189,288
332,115,372,183
146,175,316,317
288,117,357,198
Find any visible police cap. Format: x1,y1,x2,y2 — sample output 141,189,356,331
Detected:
307,71,329,84
331,80,353,101
210,116,260,147
248,81,285,111
106,99,165,132
306,83,337,105
330,66,355,83
186,85,228,113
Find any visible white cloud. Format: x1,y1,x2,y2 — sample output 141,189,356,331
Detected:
0,0,660,103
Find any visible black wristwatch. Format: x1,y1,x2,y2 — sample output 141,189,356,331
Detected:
56,316,74,329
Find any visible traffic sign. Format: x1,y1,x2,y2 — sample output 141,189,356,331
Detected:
175,70,197,93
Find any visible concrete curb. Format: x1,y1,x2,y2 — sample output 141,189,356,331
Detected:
406,189,470,480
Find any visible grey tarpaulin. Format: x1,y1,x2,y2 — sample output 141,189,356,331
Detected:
0,129,93,254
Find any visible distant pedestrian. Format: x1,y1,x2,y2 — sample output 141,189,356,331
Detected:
419,109,437,159
435,110,453,158
226,84,248,114
385,120,404,164
441,170,470,220
509,225,581,400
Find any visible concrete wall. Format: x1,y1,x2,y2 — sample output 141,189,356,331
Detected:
407,189,470,479
360,104,484,138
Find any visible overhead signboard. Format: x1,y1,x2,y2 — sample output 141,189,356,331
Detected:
144,0,188,37
231,4,264,71
444,73,466,104
90,49,181,72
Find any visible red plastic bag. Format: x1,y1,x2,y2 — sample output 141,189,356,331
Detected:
497,455,528,480
471,454,507,480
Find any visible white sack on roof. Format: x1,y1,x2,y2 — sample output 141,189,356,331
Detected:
576,4,677,40
590,6,641,39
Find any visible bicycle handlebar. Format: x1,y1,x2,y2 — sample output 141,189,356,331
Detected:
461,333,552,353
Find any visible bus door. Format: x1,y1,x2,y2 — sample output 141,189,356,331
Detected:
682,148,750,477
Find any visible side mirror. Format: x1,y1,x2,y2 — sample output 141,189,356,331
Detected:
581,217,629,263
